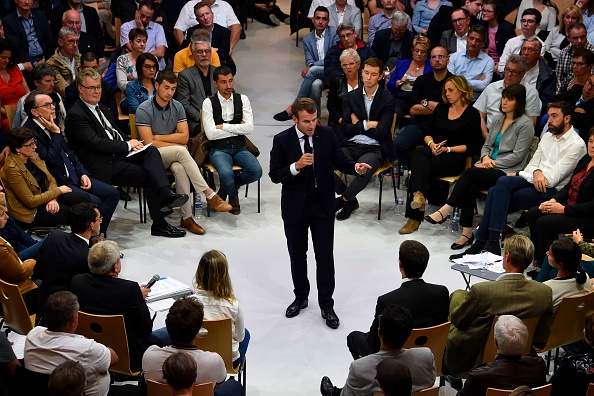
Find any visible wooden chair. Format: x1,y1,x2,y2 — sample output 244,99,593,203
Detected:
587,382,594,396
5,104,17,128
504,8,518,25
115,18,122,47
533,291,594,370
373,387,440,396
193,318,246,395
375,114,398,220
481,315,541,364
75,311,140,376
486,384,552,396
0,279,35,335
146,380,214,396
403,322,451,378
438,156,473,184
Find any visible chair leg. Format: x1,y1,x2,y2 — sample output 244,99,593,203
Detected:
257,179,260,213
391,168,397,206
245,182,249,198
378,174,383,221
124,187,130,209
138,188,144,224
241,359,246,396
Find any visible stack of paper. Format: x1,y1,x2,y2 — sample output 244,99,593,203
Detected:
452,252,505,273
144,277,193,303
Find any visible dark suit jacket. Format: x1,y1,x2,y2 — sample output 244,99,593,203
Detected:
50,3,104,49
324,39,375,79
426,5,477,50
4,33,31,65
371,28,414,70
24,118,89,186
367,279,450,352
342,86,396,161
327,74,362,126
439,29,459,54
64,80,117,120
64,99,131,183
77,30,105,59
71,273,154,371
3,9,54,60
184,23,235,74
269,125,357,223
177,65,216,134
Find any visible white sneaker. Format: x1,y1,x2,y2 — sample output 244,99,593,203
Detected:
269,14,280,25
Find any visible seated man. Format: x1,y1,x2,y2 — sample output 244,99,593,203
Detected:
142,298,242,396
425,0,482,51
375,359,412,396
24,291,118,396
24,91,119,234
328,0,361,35
371,11,413,72
439,8,470,54
498,8,545,75
367,0,400,45
447,24,493,99
444,235,554,378
347,240,449,359
458,315,548,396
571,74,594,140
136,70,231,235
321,304,436,395
520,38,555,114
46,27,80,99
555,23,593,95
174,28,221,75
47,361,87,396
162,353,199,396
334,57,395,220
64,68,189,238
202,66,262,215
325,23,375,81
50,0,104,49
61,10,106,68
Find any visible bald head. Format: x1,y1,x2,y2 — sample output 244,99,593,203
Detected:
62,10,82,32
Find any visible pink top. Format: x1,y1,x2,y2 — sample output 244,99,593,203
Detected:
488,26,500,65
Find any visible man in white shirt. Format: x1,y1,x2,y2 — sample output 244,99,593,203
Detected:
307,0,357,18
174,0,242,56
497,8,545,74
24,291,118,396
327,0,361,34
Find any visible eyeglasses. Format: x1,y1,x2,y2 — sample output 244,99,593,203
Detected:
22,139,37,148
81,84,102,91
143,64,157,70
341,61,359,67
520,19,537,24
93,216,103,223
573,61,587,66
503,68,524,76
413,49,427,54
193,49,211,55
63,39,79,45
430,55,448,60
482,9,494,14
451,17,468,24
521,47,538,53
339,32,354,39
34,102,55,109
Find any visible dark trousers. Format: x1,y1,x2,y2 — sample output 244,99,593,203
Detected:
527,207,594,265
447,167,506,228
283,190,335,309
393,123,425,168
405,147,466,221
393,90,411,126
17,192,91,229
346,330,374,360
68,178,119,234
334,143,383,201
252,3,288,25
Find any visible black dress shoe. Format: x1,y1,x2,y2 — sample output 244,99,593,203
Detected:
285,298,308,318
273,110,292,122
151,223,187,238
424,210,447,225
451,234,474,250
336,198,359,221
321,307,339,329
449,239,485,260
118,186,132,201
160,194,189,212
320,376,337,396
335,197,345,212
446,375,463,391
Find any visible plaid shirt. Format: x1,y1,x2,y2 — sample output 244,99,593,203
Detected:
555,42,594,94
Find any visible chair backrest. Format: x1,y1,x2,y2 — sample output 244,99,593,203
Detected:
482,315,541,364
75,311,139,375
412,387,440,396
193,317,235,373
0,279,34,335
587,382,594,396
146,380,214,396
403,322,451,377
115,18,122,47
10,365,50,396
537,291,594,353
486,384,552,396
129,114,137,139
5,104,17,128
504,8,518,24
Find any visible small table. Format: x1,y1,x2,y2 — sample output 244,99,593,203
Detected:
451,264,501,290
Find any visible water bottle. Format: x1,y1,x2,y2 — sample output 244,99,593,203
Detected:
396,197,404,215
451,213,460,233
442,213,451,229
392,160,399,186
194,194,203,221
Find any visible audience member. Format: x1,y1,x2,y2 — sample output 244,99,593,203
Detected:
116,27,148,114
307,0,357,18
24,291,118,396
510,386,537,396
325,23,375,80
347,240,449,359
0,18,33,82
335,57,395,220
0,39,29,132
426,0,483,49
439,8,471,53
544,5,582,63
328,0,362,34
64,68,189,238
536,228,594,281
321,305,435,395
498,8,546,74
569,74,594,139
557,48,594,96
47,27,81,99
521,38,556,112
126,53,157,114
252,0,289,26
143,298,242,396
372,12,414,71
413,0,452,35
175,29,221,75
556,22,593,94
426,84,534,249
327,49,362,139
50,0,104,48
444,235,553,378
398,76,482,235
162,352,197,396
202,66,262,215
577,0,594,34
457,315,548,396
71,240,169,372
479,0,515,72
61,10,106,66
447,24,494,99
375,359,412,396
47,361,86,396
368,0,402,45
517,0,558,31
0,188,44,261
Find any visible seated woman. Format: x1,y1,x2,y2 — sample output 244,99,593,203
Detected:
116,28,148,115
556,48,594,98
398,76,482,234
412,0,452,35
327,49,362,141
425,84,534,249
387,35,432,122
528,128,594,266
192,250,249,368
544,5,582,64
0,127,90,230
0,39,29,133
126,53,157,115
479,0,516,73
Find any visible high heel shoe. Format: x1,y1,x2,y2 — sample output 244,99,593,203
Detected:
451,234,474,250
424,210,447,225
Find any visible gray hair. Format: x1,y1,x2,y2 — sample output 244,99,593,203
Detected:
339,48,360,63
58,26,79,41
76,67,100,86
190,28,211,45
337,22,356,35
506,54,527,72
88,240,120,275
494,315,528,356
391,10,409,26
522,37,542,52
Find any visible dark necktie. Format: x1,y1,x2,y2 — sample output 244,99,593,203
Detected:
60,148,79,185
96,106,123,141
301,134,316,195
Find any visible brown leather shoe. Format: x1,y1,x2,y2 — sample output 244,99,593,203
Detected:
398,219,420,235
229,196,241,215
410,191,426,211
180,217,206,235
207,195,232,212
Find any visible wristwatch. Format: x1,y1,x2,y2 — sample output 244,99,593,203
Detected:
421,99,428,107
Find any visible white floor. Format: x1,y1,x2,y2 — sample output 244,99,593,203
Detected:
110,8,497,394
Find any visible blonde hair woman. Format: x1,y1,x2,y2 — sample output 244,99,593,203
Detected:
544,5,583,62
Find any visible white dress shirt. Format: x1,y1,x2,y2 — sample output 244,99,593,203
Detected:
202,92,254,140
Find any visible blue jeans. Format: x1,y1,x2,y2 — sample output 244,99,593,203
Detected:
393,123,425,168
295,66,326,115
233,328,250,368
476,176,556,241
69,178,120,234
151,327,171,346
17,239,44,261
215,378,243,396
209,146,262,198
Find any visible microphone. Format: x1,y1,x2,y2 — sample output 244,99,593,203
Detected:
145,274,160,289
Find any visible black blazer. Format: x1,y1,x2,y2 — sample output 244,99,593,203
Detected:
77,30,105,59
479,19,515,57
2,9,54,60
269,125,357,223
64,99,130,183
368,279,450,352
327,75,363,126
426,5,477,50
50,3,104,49
183,23,236,74
439,29,458,54
24,118,89,186
570,98,594,142
552,154,594,217
372,28,413,69
64,80,117,120
71,273,154,372
342,86,396,161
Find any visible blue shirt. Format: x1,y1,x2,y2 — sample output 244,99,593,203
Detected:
17,10,43,58
447,50,494,99
412,0,451,33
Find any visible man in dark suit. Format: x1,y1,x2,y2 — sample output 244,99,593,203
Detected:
61,10,105,64
50,0,104,50
439,9,471,54
346,240,450,359
64,68,189,238
24,91,119,234
371,15,413,71
33,202,98,319
426,0,482,50
269,98,372,329
335,57,395,220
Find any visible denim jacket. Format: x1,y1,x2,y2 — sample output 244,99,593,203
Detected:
125,79,155,114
